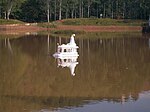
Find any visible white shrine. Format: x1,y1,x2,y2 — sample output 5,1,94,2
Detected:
53,34,79,58
53,34,79,76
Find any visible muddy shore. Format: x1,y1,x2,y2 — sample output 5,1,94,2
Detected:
0,24,142,35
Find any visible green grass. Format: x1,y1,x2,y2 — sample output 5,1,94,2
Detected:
50,30,86,35
37,22,57,28
43,30,141,39
59,18,145,26
0,18,146,26
36,18,145,29
37,29,86,37
77,31,142,39
0,19,24,25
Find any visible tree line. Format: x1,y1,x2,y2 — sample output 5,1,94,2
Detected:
0,0,150,22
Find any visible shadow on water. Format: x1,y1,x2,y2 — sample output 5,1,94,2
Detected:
0,32,150,111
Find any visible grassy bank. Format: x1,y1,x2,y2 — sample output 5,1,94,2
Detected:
36,18,145,30
0,19,24,25
50,31,142,39
0,18,145,26
57,18,145,26
0,18,144,35
50,30,85,34
37,22,57,28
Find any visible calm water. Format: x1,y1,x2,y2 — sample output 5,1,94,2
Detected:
0,33,150,112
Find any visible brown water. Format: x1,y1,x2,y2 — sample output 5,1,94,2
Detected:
0,33,150,112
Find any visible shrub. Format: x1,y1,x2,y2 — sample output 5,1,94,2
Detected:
0,19,24,25
50,30,85,35
59,18,144,26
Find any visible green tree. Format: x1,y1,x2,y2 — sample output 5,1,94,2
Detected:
1,0,150,22
19,0,45,22
1,0,26,20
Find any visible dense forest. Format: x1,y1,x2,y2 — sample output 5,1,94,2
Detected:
0,0,150,22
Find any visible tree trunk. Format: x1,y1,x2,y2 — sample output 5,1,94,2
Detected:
0,6,1,18
75,8,77,18
81,0,83,18
103,3,105,18
7,10,11,20
47,0,50,22
87,0,92,18
4,11,6,19
71,4,74,18
88,5,90,18
116,0,118,18
123,2,125,19
54,0,56,20
79,0,82,17
65,8,68,19
6,2,13,20
59,0,62,20
50,7,52,20
111,2,114,19
96,4,99,18
149,15,150,26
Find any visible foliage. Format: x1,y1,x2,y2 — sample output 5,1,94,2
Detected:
37,22,57,28
16,0,46,22
61,18,145,26
50,29,86,35
0,0,150,22
0,0,26,19
0,19,24,24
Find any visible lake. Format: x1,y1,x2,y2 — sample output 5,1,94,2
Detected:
0,32,150,112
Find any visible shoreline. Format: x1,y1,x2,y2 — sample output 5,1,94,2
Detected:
57,25,142,32
0,24,142,35
0,24,44,35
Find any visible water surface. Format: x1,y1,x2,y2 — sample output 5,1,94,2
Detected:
0,33,150,112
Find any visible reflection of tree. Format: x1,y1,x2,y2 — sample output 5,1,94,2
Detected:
78,37,150,99
0,95,87,112
0,34,150,112
0,37,31,96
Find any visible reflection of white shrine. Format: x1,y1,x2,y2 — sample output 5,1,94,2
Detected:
55,56,79,76
53,34,79,76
